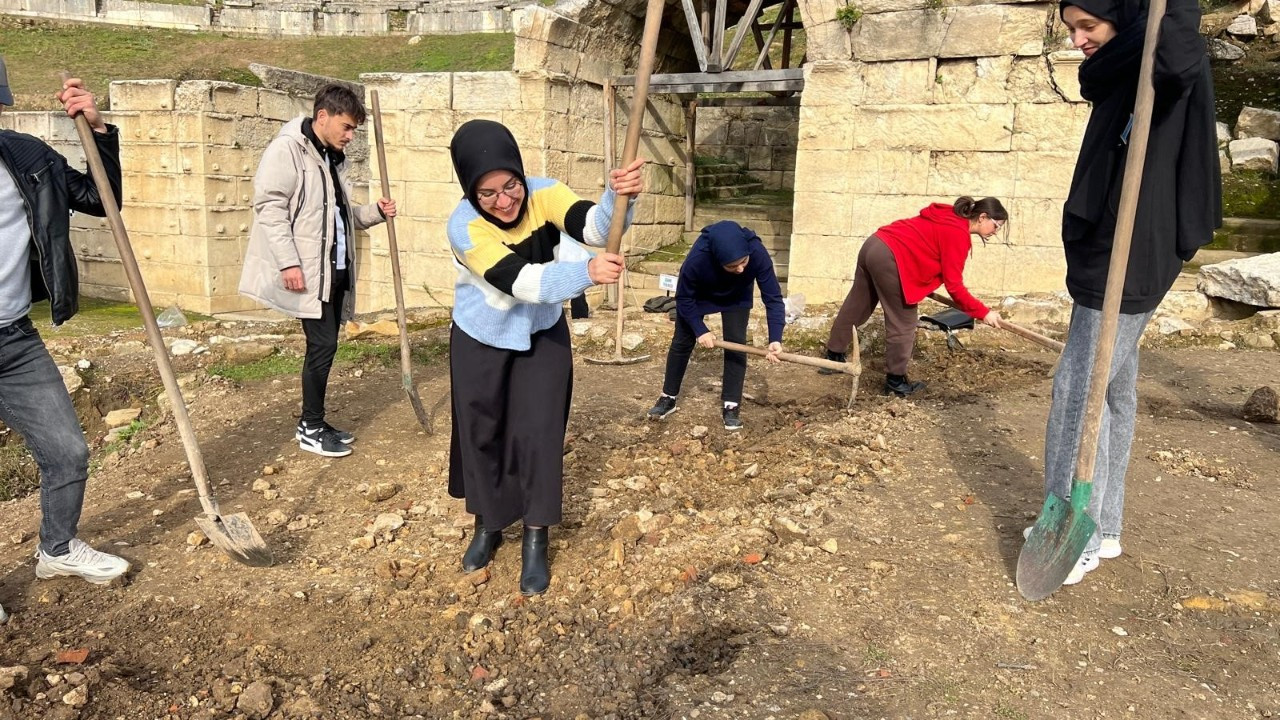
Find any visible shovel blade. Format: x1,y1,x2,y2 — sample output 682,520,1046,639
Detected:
195,513,274,567
1016,492,1096,601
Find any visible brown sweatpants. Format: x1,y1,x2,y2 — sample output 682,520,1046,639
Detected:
825,235,918,376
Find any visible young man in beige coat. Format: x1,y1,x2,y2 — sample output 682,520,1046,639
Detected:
239,84,396,458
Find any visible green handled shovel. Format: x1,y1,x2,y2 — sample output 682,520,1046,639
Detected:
1016,0,1166,601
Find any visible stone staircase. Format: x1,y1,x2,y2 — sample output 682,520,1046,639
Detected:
694,160,765,201
627,197,794,296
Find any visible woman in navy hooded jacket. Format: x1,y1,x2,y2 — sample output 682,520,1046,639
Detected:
647,221,785,430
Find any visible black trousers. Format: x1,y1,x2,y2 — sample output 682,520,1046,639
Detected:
300,267,347,425
660,307,749,404
447,315,573,531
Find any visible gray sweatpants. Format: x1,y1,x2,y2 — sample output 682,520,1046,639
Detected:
1043,304,1153,555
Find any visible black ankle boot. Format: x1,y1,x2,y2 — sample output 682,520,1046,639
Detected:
884,373,926,397
462,516,503,572
519,527,550,596
817,349,848,375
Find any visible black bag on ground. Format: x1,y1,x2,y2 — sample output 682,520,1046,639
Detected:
643,296,677,314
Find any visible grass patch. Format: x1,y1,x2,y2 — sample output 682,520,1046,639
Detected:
1219,170,1280,221
209,352,303,381
103,419,148,455
209,338,449,381
0,444,40,501
29,297,214,337
1,17,514,110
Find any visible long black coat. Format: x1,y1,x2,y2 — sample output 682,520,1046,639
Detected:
1061,0,1221,314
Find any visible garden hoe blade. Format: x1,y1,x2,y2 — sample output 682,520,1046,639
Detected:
1016,485,1096,601
62,70,272,568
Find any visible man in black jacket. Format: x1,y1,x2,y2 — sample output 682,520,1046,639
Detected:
0,58,130,624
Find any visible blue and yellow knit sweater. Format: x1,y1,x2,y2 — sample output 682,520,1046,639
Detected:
447,179,632,350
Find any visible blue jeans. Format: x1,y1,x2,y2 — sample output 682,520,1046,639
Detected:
0,316,89,556
1043,305,1153,554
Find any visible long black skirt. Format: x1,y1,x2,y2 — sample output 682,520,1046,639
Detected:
447,315,573,531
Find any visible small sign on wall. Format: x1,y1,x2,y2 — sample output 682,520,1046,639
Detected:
658,274,678,292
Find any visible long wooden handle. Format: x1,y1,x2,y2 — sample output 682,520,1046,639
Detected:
1074,0,1166,486
605,0,665,256
927,293,1064,352
713,339,858,375
61,73,219,518
369,92,413,384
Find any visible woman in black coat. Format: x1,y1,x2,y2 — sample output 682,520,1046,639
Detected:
1033,0,1221,587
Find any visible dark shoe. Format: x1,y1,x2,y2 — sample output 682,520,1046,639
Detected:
295,421,352,457
817,349,847,375
462,516,503,572
519,527,550,596
884,374,927,397
321,421,355,445
647,395,678,420
722,404,743,431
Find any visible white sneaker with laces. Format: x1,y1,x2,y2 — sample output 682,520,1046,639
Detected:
1062,552,1099,586
35,538,130,585
1098,538,1122,559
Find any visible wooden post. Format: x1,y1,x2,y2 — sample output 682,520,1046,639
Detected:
685,99,697,232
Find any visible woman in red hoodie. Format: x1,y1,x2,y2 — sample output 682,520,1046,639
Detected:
822,197,1006,396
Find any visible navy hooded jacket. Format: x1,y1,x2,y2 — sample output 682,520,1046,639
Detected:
675,221,786,343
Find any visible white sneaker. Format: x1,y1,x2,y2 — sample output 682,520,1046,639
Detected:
1062,552,1099,586
1098,538,1122,559
35,539,130,585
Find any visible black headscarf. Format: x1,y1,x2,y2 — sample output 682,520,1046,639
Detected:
1057,0,1221,314
449,119,529,230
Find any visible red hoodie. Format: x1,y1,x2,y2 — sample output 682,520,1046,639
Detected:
874,203,990,319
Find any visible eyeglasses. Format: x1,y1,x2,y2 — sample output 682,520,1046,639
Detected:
476,178,524,205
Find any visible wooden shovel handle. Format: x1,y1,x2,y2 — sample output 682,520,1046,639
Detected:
60,72,219,518
713,339,859,376
605,0,665,256
927,293,1064,352
369,95,412,384
1074,0,1166,486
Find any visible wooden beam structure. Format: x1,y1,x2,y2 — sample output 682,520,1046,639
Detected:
613,68,803,94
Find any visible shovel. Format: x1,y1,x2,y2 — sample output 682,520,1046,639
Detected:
369,90,433,434
62,72,272,567
584,0,665,366
1016,0,1164,601
927,293,1064,353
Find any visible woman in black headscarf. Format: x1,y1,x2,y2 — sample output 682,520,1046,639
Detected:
446,119,645,595
1031,0,1221,586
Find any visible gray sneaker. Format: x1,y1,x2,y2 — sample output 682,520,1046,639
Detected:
35,538,130,585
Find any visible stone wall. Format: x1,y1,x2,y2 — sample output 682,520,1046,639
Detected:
788,0,1090,303
697,105,799,190
0,0,526,35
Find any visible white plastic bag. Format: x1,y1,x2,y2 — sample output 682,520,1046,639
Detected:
783,293,806,325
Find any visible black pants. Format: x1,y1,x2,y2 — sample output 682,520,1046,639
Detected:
447,315,573,531
300,267,348,425
569,293,589,319
661,307,749,404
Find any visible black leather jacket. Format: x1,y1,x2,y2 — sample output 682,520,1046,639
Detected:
0,126,122,325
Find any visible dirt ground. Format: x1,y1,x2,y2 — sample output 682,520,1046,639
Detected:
1,307,1277,720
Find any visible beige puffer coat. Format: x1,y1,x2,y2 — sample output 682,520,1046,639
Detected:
238,117,384,320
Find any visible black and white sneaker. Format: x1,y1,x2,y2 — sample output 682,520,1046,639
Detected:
322,422,355,445
296,421,352,457
647,395,679,420
722,405,743,431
